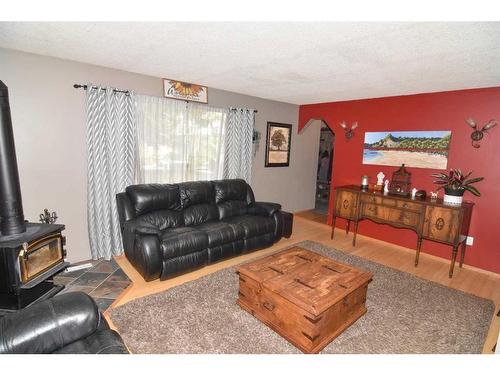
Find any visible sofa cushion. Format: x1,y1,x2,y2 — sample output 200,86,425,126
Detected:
179,181,219,225
194,221,246,247
183,204,219,226
136,209,184,230
207,241,245,263
126,184,180,216
159,227,209,259
212,179,249,204
179,181,215,208
213,179,251,219
222,215,275,238
161,250,208,280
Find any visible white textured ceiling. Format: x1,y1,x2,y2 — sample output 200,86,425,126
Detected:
0,22,499,104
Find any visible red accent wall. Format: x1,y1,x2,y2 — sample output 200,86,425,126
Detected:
299,87,500,274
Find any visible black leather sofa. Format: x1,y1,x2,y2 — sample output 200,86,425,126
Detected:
116,179,291,281
0,292,128,354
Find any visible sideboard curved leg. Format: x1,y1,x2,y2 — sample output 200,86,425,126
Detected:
352,221,359,246
331,216,337,239
415,237,423,267
459,241,467,268
449,245,459,278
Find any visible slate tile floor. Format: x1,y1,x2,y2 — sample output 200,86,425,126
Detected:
53,258,131,313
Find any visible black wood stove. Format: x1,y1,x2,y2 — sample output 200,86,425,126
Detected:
0,80,68,313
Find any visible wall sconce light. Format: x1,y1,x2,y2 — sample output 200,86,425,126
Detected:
466,118,497,148
340,121,358,140
252,129,261,156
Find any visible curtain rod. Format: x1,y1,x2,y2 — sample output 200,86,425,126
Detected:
229,107,258,113
73,84,130,94
74,85,258,112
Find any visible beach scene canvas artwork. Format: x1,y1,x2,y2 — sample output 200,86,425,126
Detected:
363,131,451,169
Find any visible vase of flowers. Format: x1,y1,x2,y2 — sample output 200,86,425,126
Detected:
431,169,484,205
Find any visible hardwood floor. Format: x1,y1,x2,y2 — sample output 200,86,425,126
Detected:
296,209,328,224
109,215,500,354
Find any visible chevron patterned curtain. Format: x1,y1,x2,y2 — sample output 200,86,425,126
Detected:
86,85,136,259
223,108,255,183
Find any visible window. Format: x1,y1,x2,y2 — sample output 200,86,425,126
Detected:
136,95,227,184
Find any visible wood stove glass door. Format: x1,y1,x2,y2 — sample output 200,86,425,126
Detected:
20,234,64,283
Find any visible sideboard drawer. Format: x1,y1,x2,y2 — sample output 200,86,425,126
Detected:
360,195,382,205
361,203,384,220
388,209,421,228
396,200,422,212
382,197,397,207
362,204,420,229
335,190,358,220
423,206,460,244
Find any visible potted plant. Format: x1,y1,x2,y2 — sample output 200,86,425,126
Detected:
431,169,484,205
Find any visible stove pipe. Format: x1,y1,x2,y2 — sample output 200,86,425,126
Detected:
0,80,26,235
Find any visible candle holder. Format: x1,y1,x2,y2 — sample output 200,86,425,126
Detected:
361,175,369,191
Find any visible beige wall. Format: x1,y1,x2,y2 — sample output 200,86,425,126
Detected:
0,47,320,263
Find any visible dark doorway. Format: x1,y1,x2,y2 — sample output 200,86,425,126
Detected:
314,124,335,216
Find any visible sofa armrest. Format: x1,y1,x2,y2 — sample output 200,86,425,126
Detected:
122,220,162,281
123,219,161,235
122,219,160,254
133,224,161,236
0,292,100,354
116,192,136,231
248,201,282,217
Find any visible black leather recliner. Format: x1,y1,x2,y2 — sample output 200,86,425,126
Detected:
116,179,289,281
0,292,128,354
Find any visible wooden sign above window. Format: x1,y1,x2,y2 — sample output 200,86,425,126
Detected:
162,78,208,104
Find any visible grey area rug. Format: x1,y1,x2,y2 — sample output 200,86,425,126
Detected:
109,241,495,354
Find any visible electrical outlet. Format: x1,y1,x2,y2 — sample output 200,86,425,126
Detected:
466,236,474,246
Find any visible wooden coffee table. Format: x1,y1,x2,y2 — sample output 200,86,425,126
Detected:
236,246,373,353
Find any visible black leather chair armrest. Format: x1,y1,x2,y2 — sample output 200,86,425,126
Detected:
53,330,129,354
0,292,101,354
248,201,282,217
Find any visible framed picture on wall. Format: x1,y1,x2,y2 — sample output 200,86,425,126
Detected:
362,130,452,169
265,122,292,167
162,78,208,103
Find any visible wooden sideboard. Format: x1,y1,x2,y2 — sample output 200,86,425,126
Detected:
331,185,474,278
